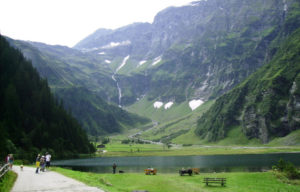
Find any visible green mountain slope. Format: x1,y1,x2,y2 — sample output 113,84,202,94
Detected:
76,0,295,107
0,35,94,160
6,39,150,135
56,87,150,135
196,3,300,144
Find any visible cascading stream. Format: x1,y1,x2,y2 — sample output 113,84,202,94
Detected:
111,74,122,107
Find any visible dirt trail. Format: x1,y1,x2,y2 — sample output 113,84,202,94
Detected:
11,166,104,192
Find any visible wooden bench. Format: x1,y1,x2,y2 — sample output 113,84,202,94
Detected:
203,178,226,186
144,168,157,175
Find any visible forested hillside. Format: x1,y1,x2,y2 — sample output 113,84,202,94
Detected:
196,2,300,143
0,35,95,161
55,87,150,135
7,39,150,135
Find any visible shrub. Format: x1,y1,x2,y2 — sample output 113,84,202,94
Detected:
121,139,131,144
285,162,300,179
273,158,300,180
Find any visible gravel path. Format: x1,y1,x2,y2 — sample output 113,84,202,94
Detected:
11,166,104,192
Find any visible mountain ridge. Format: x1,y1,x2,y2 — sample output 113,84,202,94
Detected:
74,0,292,106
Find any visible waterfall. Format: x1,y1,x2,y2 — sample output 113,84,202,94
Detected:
112,74,122,107
112,55,130,107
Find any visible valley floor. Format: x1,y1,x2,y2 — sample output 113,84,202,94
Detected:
97,143,300,157
53,167,300,192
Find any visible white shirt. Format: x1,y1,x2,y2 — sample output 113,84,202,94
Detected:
46,154,51,162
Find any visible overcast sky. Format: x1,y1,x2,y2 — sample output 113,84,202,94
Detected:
0,0,192,47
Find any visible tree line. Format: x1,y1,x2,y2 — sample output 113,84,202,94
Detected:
0,35,95,162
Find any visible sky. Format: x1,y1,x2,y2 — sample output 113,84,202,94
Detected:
0,0,193,47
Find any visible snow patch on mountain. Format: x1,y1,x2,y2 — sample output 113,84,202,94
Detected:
101,40,131,49
116,55,130,72
98,52,106,55
152,56,162,66
189,99,204,111
186,0,206,7
154,101,163,109
164,102,174,109
105,60,111,64
139,60,147,66
80,47,100,52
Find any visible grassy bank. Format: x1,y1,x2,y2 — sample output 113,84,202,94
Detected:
53,167,300,192
0,171,17,192
98,143,300,157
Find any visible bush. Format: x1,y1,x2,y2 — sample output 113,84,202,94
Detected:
285,162,300,179
121,139,131,144
276,158,286,171
273,158,300,180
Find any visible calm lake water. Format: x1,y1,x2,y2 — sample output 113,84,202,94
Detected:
52,153,300,173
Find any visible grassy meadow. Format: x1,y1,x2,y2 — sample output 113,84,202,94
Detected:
53,167,300,192
97,142,300,157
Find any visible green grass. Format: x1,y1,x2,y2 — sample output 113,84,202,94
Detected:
126,97,193,123
126,99,215,144
216,126,261,146
268,130,300,146
97,142,300,157
0,171,17,192
53,167,300,192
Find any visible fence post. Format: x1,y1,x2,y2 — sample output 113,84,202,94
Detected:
0,163,10,180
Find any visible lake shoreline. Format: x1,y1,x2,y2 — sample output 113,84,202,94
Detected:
53,152,300,175
96,143,300,157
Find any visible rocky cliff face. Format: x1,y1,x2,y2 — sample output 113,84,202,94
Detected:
196,3,300,143
74,23,153,59
75,0,294,106
241,77,300,144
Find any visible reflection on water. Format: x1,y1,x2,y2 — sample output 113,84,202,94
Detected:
53,153,300,174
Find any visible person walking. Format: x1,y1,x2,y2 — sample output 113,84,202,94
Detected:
8,154,14,169
5,154,10,164
112,163,117,174
45,152,51,171
40,156,46,172
35,154,41,174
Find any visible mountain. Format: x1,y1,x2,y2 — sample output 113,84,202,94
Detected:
75,0,294,107
0,35,94,160
7,39,150,135
70,0,300,144
74,23,152,59
196,2,300,144
6,0,300,144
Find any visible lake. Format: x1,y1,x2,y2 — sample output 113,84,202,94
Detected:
52,153,300,173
